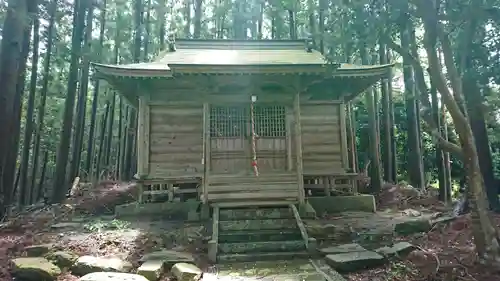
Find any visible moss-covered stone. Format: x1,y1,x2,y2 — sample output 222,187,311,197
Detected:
218,240,305,254
219,219,297,232
171,263,202,281
71,256,132,276
325,251,385,272
45,251,79,268
25,244,53,257
320,243,367,255
219,207,293,221
375,242,415,258
218,229,302,243
11,257,61,281
305,222,354,241
137,260,164,281
79,272,149,281
139,250,195,269
394,219,432,235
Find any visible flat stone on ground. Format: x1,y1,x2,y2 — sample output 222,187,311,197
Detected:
305,222,354,241
11,257,62,281
375,242,415,258
320,243,367,255
45,251,79,268
325,251,385,272
171,263,202,281
214,260,317,277
140,250,195,268
51,222,82,229
79,272,149,281
71,256,133,276
394,219,432,235
431,215,456,225
137,260,164,281
311,259,347,281
263,273,326,281
25,244,53,257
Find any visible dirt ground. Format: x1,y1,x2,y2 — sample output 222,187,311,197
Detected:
0,181,499,281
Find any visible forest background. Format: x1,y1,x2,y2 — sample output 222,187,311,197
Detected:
1,0,500,225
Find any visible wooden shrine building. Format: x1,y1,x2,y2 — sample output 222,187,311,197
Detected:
93,39,393,209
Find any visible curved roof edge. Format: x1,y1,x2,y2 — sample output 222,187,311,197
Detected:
91,62,393,78
92,62,173,78
334,63,395,77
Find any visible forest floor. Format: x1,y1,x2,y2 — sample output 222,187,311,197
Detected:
0,182,499,281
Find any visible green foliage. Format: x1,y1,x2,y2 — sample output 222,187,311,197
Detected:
83,218,131,233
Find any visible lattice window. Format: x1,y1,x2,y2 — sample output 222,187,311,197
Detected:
255,105,286,137
209,105,286,138
210,106,247,137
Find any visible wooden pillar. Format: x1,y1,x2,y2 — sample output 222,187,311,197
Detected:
294,92,305,204
345,101,358,172
202,102,210,204
286,107,293,171
365,89,383,192
136,94,150,204
339,103,349,170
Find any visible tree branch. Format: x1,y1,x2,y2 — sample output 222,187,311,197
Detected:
430,127,463,157
381,35,430,107
381,34,466,159
413,0,470,133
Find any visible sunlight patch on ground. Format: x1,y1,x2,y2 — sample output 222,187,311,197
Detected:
203,260,325,281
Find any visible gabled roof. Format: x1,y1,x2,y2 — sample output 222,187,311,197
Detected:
91,39,394,104
93,39,340,77
153,39,327,65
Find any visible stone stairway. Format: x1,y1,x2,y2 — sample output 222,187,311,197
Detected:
208,203,315,263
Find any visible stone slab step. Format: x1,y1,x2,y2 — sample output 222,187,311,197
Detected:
218,240,305,254
217,251,311,263
219,206,293,221
219,218,298,232
219,229,302,243
325,251,386,272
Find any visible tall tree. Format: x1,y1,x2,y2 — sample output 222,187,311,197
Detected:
70,0,95,181
379,40,395,183
0,0,29,215
31,0,57,196
85,0,107,176
52,0,88,202
398,4,425,188
19,3,40,205
193,0,202,38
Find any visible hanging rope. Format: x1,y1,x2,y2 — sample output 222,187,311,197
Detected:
250,96,259,176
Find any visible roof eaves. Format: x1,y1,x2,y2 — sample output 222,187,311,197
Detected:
92,62,172,78
166,63,340,75
334,63,394,77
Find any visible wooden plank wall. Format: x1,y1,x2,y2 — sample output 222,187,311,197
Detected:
148,102,204,179
300,102,345,174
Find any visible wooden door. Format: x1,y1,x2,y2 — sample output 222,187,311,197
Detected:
210,105,250,174
253,105,288,174
209,104,289,175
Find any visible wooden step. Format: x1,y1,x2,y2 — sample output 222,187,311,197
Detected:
208,183,297,193
209,173,297,185
212,200,297,208
207,190,299,201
